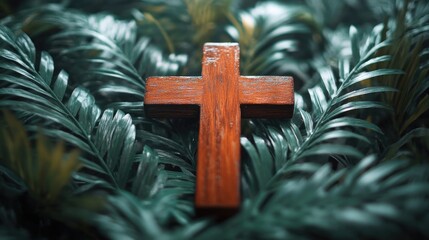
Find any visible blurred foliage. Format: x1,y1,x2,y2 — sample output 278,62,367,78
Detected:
0,0,428,239
0,111,103,239
0,111,80,205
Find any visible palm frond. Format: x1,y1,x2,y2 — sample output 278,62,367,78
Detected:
376,1,429,136
46,9,186,112
360,0,429,161
0,111,104,239
132,145,164,199
136,119,198,223
1,0,429,239
0,111,80,204
195,156,429,240
185,0,232,46
24,7,199,222
5,9,197,218
0,26,137,189
93,190,207,240
0,25,188,234
226,2,323,85
3,5,186,112
241,25,402,195
305,0,381,29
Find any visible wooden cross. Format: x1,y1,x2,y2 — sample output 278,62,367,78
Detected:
144,43,294,217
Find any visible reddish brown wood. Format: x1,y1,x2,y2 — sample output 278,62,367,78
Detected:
145,76,202,118
240,76,294,118
196,43,241,215
144,43,294,217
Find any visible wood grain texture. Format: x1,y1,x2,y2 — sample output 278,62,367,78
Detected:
239,76,294,118
196,43,241,211
145,76,202,117
143,42,294,217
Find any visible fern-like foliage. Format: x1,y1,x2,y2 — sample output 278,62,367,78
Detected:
0,111,79,205
3,5,186,112
1,16,197,223
0,25,137,189
38,6,198,222
241,25,401,196
0,0,429,239
227,1,324,84
92,190,206,240
0,23,192,227
136,119,198,223
0,111,103,239
194,156,429,240
380,1,428,139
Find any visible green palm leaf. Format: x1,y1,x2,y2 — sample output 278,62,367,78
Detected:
93,190,206,240
194,156,429,240
0,26,135,189
47,12,186,111
0,111,80,204
227,2,323,79
1,0,428,239
137,120,198,222
0,111,104,239
242,25,402,194
3,5,186,112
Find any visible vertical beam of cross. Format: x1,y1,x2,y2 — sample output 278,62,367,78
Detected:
197,44,241,214
145,43,294,217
